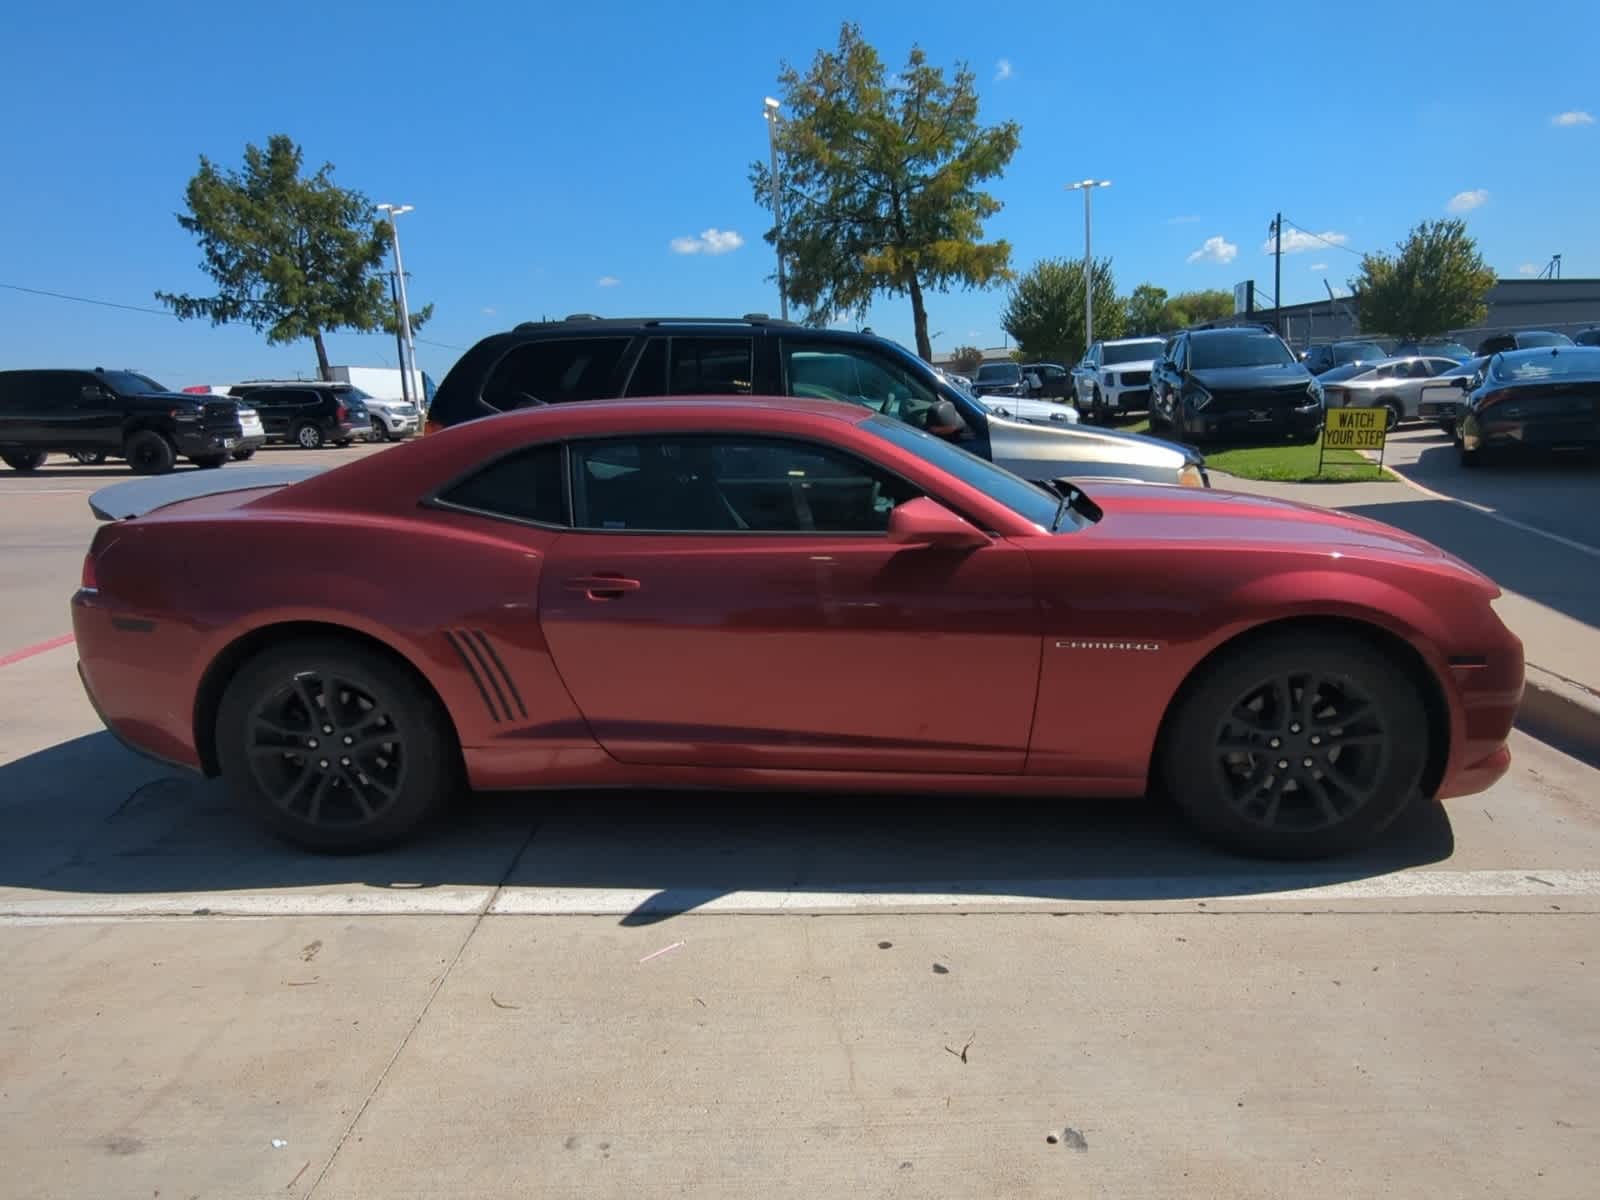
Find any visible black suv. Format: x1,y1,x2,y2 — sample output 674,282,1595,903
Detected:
0,368,259,474
226,381,372,449
1150,328,1324,443
426,316,1210,488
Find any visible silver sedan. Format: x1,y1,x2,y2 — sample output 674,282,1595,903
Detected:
1318,356,1464,429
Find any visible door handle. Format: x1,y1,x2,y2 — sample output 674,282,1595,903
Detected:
565,574,641,600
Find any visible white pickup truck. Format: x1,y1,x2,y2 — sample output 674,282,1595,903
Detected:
1071,337,1168,423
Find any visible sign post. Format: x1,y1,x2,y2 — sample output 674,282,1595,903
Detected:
1320,407,1388,477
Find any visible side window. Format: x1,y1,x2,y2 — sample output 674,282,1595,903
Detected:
482,338,630,411
1172,338,1188,370
569,435,919,534
38,374,80,410
624,337,668,397
438,443,566,526
781,343,940,426
668,338,754,395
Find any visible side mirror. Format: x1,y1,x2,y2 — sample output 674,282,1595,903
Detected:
924,398,967,439
887,497,989,550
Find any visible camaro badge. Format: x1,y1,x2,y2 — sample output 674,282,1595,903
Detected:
1055,640,1163,652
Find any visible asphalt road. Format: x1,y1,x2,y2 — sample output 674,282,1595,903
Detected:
2,437,1599,1197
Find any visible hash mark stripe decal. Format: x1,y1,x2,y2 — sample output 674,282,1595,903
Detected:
443,630,501,722
459,628,512,724
470,630,528,719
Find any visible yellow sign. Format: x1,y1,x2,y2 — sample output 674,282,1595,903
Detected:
1324,406,1388,450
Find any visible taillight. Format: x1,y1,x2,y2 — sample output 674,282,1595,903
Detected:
80,553,98,591
336,403,349,422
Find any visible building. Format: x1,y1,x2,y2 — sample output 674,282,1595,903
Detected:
1200,278,1600,351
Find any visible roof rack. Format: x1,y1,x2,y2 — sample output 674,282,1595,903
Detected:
512,315,801,332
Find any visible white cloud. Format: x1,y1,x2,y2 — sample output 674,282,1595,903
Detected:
1309,262,1328,271
1518,263,1539,276
480,306,496,315
994,58,1013,81
1165,214,1200,224
669,228,745,256
1447,188,1489,213
1186,235,1238,265
1264,228,1348,255
1552,110,1595,127
596,275,621,287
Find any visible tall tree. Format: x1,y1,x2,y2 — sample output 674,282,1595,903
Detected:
948,344,985,375
157,134,432,379
1160,289,1235,329
1125,283,1168,335
752,23,1020,360
1000,257,1125,365
1352,218,1495,338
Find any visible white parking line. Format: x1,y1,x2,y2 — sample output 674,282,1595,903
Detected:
1378,462,1600,560
4,869,1599,921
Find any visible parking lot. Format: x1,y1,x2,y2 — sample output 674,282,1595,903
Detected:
3,440,1600,1198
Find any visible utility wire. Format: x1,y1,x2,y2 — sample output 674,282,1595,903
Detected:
1279,219,1367,258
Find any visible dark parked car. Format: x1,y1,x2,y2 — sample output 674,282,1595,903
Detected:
425,316,1210,488
1150,328,1324,443
969,361,1027,398
1300,340,1389,375
1455,346,1600,466
1475,330,1575,356
227,381,373,449
1020,362,1073,400
0,368,261,474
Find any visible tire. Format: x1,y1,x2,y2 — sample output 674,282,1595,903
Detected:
191,454,227,469
231,448,257,461
294,423,325,450
2,450,47,472
1159,631,1428,859
1090,386,1105,423
124,430,176,476
334,439,353,448
1381,400,1403,431
71,451,107,466
216,639,458,852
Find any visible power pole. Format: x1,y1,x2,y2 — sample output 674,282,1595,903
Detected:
1273,213,1283,333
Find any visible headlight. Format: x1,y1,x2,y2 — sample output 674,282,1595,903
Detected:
1299,381,1324,410
1183,384,1212,411
1178,462,1208,488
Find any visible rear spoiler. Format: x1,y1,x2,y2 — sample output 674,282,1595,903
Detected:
89,466,326,521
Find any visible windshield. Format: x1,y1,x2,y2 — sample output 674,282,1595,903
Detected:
1490,348,1600,384
864,414,1087,532
975,363,1020,382
1516,331,1576,349
1317,363,1370,383
1190,333,1297,369
97,371,168,394
1333,342,1386,364
1102,340,1165,365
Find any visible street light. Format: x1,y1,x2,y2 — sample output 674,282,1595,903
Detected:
376,203,418,409
763,97,788,321
1064,180,1111,351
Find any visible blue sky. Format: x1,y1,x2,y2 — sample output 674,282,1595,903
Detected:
1,0,1595,383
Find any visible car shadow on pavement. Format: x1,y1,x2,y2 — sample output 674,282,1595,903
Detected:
0,732,1455,921
1342,495,1600,632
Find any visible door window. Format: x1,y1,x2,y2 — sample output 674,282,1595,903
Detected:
437,443,566,526
569,435,919,533
624,337,668,396
668,338,754,395
781,343,941,427
483,338,630,411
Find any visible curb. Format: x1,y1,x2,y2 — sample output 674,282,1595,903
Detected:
1516,664,1600,768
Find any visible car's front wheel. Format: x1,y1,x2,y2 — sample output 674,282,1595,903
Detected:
231,448,257,461
191,454,227,469
124,430,176,475
2,450,47,472
1159,631,1428,858
294,423,325,450
216,639,458,852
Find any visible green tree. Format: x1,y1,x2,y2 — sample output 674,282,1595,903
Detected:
1352,218,1495,338
1125,283,1168,335
157,134,432,379
948,344,985,375
752,23,1020,360
1000,257,1124,365
1160,288,1235,329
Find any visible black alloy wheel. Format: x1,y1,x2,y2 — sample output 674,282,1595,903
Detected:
2,450,48,471
124,430,176,475
1161,632,1427,858
217,640,456,851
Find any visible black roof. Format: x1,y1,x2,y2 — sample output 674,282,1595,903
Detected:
512,314,800,333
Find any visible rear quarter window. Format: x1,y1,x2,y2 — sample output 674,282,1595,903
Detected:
437,444,567,526
482,338,631,411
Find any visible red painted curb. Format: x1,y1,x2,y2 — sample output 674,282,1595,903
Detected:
0,634,76,668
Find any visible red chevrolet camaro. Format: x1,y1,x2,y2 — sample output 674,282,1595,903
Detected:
72,397,1523,858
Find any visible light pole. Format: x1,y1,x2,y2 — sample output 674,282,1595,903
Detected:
763,97,788,321
377,203,417,408
1064,180,1111,351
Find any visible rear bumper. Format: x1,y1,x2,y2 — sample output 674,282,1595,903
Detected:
1472,418,1600,451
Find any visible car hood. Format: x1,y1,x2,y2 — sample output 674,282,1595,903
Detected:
1189,364,1315,390
1101,358,1157,372
1075,481,1495,581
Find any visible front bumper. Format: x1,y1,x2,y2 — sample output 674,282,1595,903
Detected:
175,426,256,456
1186,405,1323,439
368,411,419,437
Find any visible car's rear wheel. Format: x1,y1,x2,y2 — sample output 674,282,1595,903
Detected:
231,448,257,461
124,430,176,475
294,422,325,449
70,451,107,465
1159,631,1428,859
216,640,457,852
1381,399,1404,431
2,450,47,472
